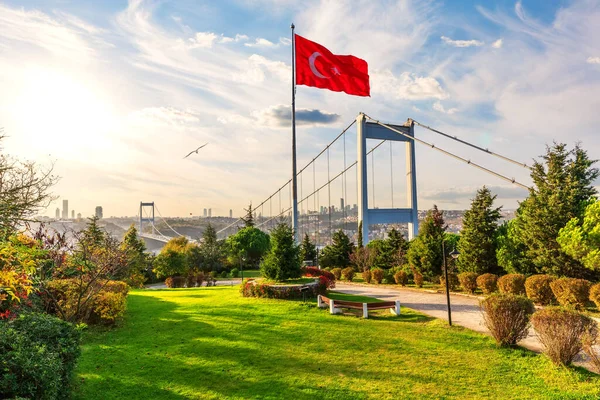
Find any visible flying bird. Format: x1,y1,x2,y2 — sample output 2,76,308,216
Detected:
183,143,209,159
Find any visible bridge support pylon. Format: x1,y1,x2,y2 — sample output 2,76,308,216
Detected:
139,202,155,234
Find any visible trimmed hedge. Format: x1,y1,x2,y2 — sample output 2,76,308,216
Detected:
480,293,534,346
476,273,498,295
394,270,408,286
525,275,556,305
413,270,424,288
532,307,596,365
302,267,335,282
550,278,591,310
331,268,342,280
371,268,384,284
362,269,372,284
0,313,81,399
341,267,355,282
165,276,186,288
458,272,478,294
440,273,459,291
497,274,526,295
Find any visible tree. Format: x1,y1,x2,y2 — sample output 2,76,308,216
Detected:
79,216,105,250
241,203,255,227
319,230,354,269
496,220,531,274
357,221,364,249
457,187,502,274
0,134,58,238
119,224,148,287
558,200,600,273
226,226,270,268
153,236,190,278
387,228,408,254
350,246,374,272
366,239,395,270
260,223,301,281
300,233,317,263
510,143,598,278
197,223,225,272
407,205,446,278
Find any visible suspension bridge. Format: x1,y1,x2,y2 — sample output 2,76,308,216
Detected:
137,113,530,248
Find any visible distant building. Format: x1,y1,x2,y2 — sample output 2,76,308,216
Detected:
77,213,81,220
71,210,74,219
95,206,103,219
340,198,345,212
203,208,207,217
229,209,232,218
62,200,68,219
208,208,212,217
55,208,60,219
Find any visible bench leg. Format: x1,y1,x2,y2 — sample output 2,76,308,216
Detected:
329,300,341,315
318,295,323,308
363,303,368,318
391,300,401,316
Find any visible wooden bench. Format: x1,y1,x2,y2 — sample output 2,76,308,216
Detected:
318,295,400,318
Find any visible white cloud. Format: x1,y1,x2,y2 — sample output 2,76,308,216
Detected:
232,54,290,83
441,36,484,48
432,101,458,114
186,32,218,48
220,33,249,43
128,107,200,127
372,70,449,100
492,38,503,48
587,56,600,64
244,38,276,48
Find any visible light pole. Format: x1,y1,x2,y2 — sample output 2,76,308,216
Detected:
444,246,460,327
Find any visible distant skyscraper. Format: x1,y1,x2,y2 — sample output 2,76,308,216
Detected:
77,213,81,219
95,206,103,219
62,200,68,219
71,210,74,219
203,208,207,217
55,208,60,219
340,198,345,212
208,208,212,217
229,209,232,218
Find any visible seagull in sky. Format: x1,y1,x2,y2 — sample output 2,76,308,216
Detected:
183,143,209,159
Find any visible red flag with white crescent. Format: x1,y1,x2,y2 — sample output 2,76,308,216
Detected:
294,34,370,97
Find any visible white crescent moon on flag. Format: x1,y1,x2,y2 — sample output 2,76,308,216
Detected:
308,52,329,79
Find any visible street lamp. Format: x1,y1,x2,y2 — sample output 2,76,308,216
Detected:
442,242,460,327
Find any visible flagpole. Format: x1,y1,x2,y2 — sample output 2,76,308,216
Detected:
291,23,299,243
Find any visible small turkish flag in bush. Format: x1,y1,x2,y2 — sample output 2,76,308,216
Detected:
295,34,370,97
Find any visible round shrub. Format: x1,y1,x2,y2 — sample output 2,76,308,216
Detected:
525,275,556,305
362,269,372,284
186,273,197,288
497,274,526,295
458,272,478,294
331,268,342,280
394,270,408,286
589,283,600,309
371,268,384,284
550,278,591,310
531,307,596,365
196,272,205,287
230,268,240,278
440,272,459,291
476,273,498,295
341,267,355,281
480,293,534,346
302,267,335,281
413,270,424,288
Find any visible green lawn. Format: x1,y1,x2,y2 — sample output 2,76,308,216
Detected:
74,287,599,400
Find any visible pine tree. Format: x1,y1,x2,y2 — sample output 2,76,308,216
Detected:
511,143,598,277
120,225,147,268
198,223,224,272
457,187,502,274
407,205,446,277
319,230,355,269
260,223,301,281
357,221,364,249
80,215,105,250
387,228,408,254
241,203,255,227
300,233,317,263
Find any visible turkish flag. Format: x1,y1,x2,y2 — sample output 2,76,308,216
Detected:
295,34,370,97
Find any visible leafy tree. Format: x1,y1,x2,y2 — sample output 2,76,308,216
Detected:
260,223,301,281
226,226,270,268
153,236,190,278
510,143,598,278
558,200,600,273
350,246,374,272
300,233,317,263
496,220,531,274
119,224,148,286
319,230,354,269
407,205,446,278
366,239,395,270
197,223,225,272
241,203,255,227
0,134,58,238
457,187,502,274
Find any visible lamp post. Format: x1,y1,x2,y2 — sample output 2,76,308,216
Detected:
444,246,460,326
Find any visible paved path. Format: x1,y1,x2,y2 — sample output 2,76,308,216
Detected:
335,283,597,370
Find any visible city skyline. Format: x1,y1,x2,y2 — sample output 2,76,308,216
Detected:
1,1,599,218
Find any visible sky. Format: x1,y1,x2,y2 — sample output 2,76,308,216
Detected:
1,0,599,218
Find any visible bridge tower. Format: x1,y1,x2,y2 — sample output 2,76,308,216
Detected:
139,202,155,234
356,113,418,246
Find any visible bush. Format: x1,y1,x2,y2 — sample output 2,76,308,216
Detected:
230,268,240,278
480,293,535,346
101,280,130,295
302,267,335,281
440,273,459,291
525,275,556,305
531,307,597,365
476,273,498,295
165,276,186,288
550,278,591,310
458,272,478,294
331,268,342,280
588,283,600,309
413,270,424,288
240,277,331,299
0,313,81,399
362,269,372,284
497,274,526,295
186,273,197,288
341,267,355,281
394,270,408,286
372,268,384,284
196,272,205,287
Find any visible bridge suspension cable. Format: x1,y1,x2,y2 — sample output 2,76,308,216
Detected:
411,119,529,169
153,204,186,237
363,115,531,190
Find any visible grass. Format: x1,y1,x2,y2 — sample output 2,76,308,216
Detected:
74,287,600,400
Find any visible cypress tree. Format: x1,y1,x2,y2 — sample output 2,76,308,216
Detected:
319,230,355,269
407,205,446,277
457,187,502,274
260,223,301,281
299,233,317,263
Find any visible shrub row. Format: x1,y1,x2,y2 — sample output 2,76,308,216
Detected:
166,273,217,288
0,313,81,399
240,277,331,299
302,266,335,282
